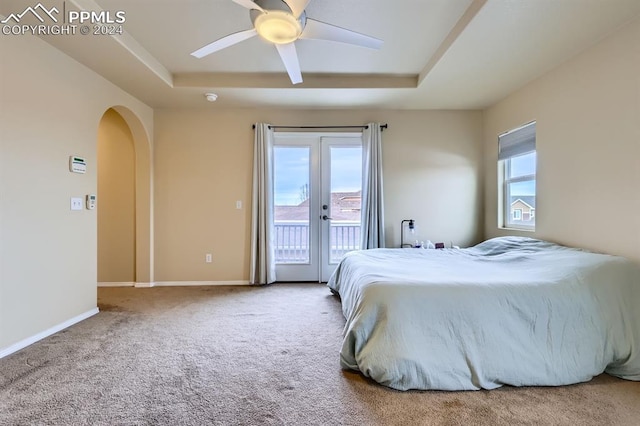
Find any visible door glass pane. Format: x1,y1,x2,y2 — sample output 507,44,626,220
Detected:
274,147,310,264
329,146,362,263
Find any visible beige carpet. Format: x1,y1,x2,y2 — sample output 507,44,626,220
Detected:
1,284,639,425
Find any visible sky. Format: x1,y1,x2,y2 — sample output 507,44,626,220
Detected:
274,146,362,206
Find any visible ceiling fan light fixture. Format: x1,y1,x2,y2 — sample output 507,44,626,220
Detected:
254,11,302,44
191,0,383,85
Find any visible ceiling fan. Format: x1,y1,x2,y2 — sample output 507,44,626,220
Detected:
191,0,383,85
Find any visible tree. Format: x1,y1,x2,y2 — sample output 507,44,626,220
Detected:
299,183,309,203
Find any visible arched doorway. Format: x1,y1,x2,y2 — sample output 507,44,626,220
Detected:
97,106,153,286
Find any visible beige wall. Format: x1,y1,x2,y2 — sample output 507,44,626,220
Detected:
97,109,136,283
483,17,640,261
0,33,153,351
154,109,483,282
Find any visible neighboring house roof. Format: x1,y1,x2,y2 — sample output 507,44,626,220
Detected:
274,205,310,221
275,191,361,221
511,196,536,209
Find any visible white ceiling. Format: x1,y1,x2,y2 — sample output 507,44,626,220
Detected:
3,0,640,109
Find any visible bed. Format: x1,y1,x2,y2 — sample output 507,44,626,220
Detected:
327,236,640,391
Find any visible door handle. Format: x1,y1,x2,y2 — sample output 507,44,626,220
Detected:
322,215,332,221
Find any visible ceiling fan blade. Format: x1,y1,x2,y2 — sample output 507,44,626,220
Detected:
191,29,258,58
275,42,303,85
232,0,265,12
283,0,311,18
300,19,383,50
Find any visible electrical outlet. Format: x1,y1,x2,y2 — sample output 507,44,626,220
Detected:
236,200,242,210
205,253,212,263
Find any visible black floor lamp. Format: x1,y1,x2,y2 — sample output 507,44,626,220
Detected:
400,219,415,248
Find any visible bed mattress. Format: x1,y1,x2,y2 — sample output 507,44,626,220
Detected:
327,237,640,390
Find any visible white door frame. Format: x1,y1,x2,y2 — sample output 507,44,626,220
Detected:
320,136,363,282
273,133,319,282
273,132,362,282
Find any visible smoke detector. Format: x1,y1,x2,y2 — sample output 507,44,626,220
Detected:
204,93,218,102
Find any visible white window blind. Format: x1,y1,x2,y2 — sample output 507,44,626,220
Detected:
498,122,536,160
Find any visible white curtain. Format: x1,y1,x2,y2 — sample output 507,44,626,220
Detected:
360,123,385,249
250,123,276,285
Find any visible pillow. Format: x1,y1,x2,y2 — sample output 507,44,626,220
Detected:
470,236,556,255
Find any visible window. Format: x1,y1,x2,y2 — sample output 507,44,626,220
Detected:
499,122,536,230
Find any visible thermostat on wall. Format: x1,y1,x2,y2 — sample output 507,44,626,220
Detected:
86,194,97,210
69,156,86,174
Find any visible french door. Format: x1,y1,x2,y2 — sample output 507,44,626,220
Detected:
273,133,363,282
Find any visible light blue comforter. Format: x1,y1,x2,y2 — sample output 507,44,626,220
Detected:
327,237,640,390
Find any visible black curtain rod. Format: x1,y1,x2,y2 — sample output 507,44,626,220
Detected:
251,124,388,130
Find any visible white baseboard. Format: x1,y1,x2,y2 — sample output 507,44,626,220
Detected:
153,280,251,287
102,281,250,288
98,282,135,287
0,308,99,359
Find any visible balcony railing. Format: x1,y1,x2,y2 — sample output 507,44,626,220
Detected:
329,222,360,262
274,222,309,263
274,221,360,264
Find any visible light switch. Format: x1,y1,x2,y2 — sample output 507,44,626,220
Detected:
70,197,83,211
